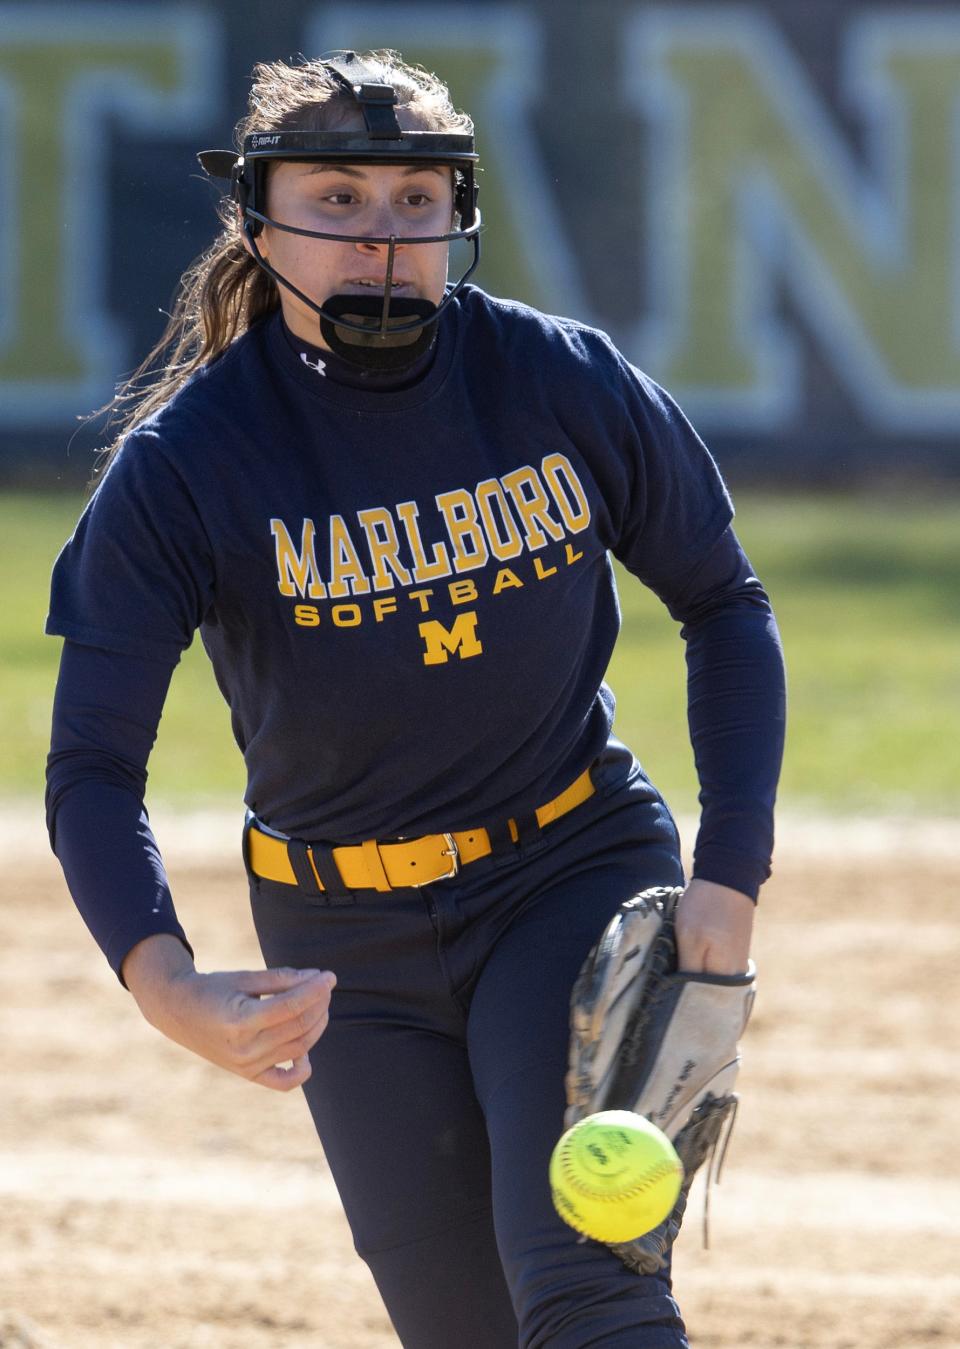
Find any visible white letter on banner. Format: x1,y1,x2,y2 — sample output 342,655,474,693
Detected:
0,4,219,426
625,7,960,432
306,3,592,323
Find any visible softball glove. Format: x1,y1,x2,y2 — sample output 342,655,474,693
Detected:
565,886,756,1274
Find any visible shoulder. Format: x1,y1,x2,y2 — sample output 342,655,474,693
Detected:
151,318,273,437
104,317,277,484
457,285,622,368
455,286,665,428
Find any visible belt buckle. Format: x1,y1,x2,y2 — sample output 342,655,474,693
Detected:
411,832,460,886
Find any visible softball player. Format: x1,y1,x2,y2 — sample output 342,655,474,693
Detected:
46,50,785,1349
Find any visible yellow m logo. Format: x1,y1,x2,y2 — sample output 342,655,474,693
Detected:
418,612,483,666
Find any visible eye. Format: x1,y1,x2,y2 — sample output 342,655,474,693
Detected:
401,186,440,208
323,191,356,206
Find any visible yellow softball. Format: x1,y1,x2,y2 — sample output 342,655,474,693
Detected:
549,1109,684,1243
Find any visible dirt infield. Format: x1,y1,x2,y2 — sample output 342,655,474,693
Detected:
2,830,958,1349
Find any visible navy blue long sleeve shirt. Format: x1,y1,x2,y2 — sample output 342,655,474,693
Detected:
46,288,785,979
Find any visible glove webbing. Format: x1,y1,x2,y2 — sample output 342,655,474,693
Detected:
610,1092,739,1275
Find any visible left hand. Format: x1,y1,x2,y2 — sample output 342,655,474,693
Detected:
675,878,755,974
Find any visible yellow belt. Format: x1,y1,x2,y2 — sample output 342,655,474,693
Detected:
247,766,595,893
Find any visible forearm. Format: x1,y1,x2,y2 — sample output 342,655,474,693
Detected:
122,932,197,1016
48,775,194,983
685,605,786,897
643,526,786,898
46,641,192,983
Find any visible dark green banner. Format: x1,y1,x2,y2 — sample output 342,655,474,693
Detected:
3,0,959,481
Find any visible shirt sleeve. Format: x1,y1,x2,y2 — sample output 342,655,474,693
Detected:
46,429,215,663
46,639,193,984
609,362,734,594
652,525,786,898
600,361,785,897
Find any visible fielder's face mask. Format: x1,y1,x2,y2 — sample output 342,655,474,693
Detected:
198,52,481,371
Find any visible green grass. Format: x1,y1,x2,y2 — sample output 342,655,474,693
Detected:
608,493,960,817
5,490,959,817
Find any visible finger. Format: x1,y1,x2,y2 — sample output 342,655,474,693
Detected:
233,967,335,998
243,972,336,1030
247,1003,331,1065
253,1053,313,1093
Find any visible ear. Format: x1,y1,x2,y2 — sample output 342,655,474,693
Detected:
237,206,267,260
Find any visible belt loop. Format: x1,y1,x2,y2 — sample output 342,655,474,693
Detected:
242,813,255,878
487,819,519,856
308,841,356,904
286,839,325,897
360,839,392,892
513,812,543,850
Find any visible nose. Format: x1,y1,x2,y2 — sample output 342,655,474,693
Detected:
355,235,406,255
354,201,409,253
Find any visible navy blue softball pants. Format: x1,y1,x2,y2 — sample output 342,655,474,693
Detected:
248,752,690,1349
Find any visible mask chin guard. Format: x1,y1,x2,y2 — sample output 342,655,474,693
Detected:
320,294,439,371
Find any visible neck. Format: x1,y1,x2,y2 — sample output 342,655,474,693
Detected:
279,313,438,391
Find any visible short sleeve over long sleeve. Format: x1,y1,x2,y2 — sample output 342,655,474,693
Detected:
608,362,734,606
46,429,215,662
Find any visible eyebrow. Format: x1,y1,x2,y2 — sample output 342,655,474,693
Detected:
299,163,447,179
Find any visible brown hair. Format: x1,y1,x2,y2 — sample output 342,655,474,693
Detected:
91,50,472,480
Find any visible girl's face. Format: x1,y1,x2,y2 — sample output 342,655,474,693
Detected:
253,157,455,348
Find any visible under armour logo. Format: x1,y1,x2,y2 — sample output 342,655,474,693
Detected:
300,351,327,376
